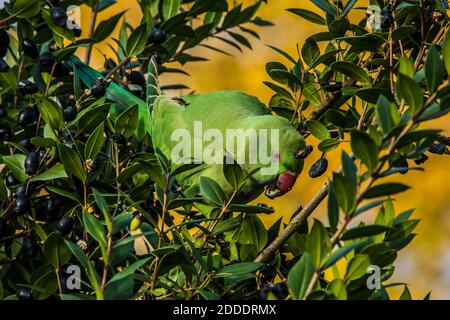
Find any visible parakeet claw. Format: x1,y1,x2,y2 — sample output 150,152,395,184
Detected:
264,171,297,199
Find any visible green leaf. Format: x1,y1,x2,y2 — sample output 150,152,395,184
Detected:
318,138,340,152
399,286,413,300
350,130,378,174
323,241,365,269
332,173,356,214
327,279,347,300
425,45,445,94
311,0,335,16
84,123,105,160
223,159,244,190
302,38,320,66
341,225,392,240
306,219,331,268
1,154,29,182
108,258,151,284
287,8,325,25
287,252,316,300
36,96,64,131
127,24,149,57
341,151,357,185
331,61,371,84
13,0,40,18
114,105,139,138
58,144,87,182
398,74,423,114
443,32,450,76
32,163,68,181
306,120,330,141
82,210,107,248
344,254,371,281
229,204,274,214
199,176,226,206
31,137,55,148
375,95,396,136
162,0,181,20
364,183,410,199
215,262,263,278
93,12,125,42
64,240,89,269
43,233,72,268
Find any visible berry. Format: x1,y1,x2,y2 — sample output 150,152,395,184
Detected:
128,149,137,159
5,173,17,187
294,145,313,159
56,216,74,236
90,78,108,98
22,39,39,59
0,218,6,236
12,194,31,216
111,133,126,144
429,142,445,155
0,29,10,58
0,59,10,72
0,125,12,141
414,154,429,165
24,82,38,94
51,6,68,27
16,288,33,300
322,81,343,93
18,108,36,126
39,52,56,72
23,235,38,257
63,105,77,122
148,28,167,45
18,137,34,151
127,71,146,88
309,158,328,178
53,62,71,77
25,151,39,175
73,28,82,38
15,183,28,195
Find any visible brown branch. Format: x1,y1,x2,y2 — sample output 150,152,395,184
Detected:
254,181,329,263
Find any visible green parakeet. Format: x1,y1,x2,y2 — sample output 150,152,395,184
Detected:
70,57,306,203
151,91,306,203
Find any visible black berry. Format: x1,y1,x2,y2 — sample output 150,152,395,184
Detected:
127,71,146,88
51,6,68,27
90,78,108,98
21,39,39,59
111,133,126,144
53,62,71,77
12,194,31,216
294,145,313,159
18,108,36,126
25,151,39,175
24,82,38,94
73,28,82,37
16,288,33,300
429,142,445,155
148,28,167,45
0,106,6,118
5,173,17,187
63,105,77,122
23,235,38,257
18,137,34,151
39,52,56,72
0,125,12,141
56,216,74,236
309,158,328,178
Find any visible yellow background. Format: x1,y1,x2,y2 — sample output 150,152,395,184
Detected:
79,0,450,299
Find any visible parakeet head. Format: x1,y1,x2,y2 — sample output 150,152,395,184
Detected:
247,116,306,199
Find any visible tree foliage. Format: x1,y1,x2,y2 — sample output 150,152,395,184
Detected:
0,0,449,300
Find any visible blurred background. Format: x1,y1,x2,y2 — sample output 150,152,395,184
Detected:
79,0,450,299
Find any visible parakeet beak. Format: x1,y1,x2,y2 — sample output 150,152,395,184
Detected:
264,171,297,199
